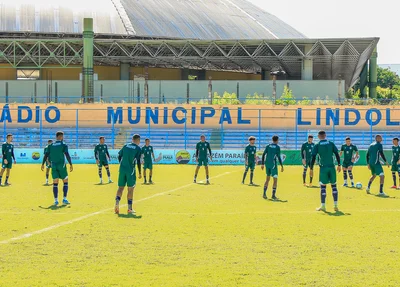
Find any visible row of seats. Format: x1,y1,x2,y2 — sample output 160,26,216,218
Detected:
2,128,398,150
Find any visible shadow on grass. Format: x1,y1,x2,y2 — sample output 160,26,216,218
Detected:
118,213,142,219
39,204,70,211
324,211,351,217
307,186,320,189
248,184,261,187
373,194,395,199
196,182,211,186
268,198,288,203
42,183,52,187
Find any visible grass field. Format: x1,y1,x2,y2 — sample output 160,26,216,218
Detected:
0,164,400,287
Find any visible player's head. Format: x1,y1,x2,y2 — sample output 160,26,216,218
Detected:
6,134,13,142
47,139,53,144
56,131,64,141
318,130,326,140
200,134,206,142
375,134,382,143
345,137,351,145
308,135,313,143
145,138,150,146
248,136,256,145
393,137,399,145
272,135,279,144
132,134,141,145
99,136,105,144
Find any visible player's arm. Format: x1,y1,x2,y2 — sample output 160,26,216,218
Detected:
244,149,248,165
261,147,267,170
64,146,73,172
152,148,156,161
41,149,50,171
277,146,284,171
300,144,306,165
2,144,6,161
310,145,318,170
136,151,142,178
105,146,111,161
195,144,199,162
353,146,359,162
94,146,99,163
11,147,16,163
118,148,123,163
379,145,390,167
208,144,212,160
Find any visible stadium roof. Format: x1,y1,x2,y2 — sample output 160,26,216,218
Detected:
0,0,305,39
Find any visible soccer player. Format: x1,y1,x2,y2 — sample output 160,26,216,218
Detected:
261,135,284,200
366,135,390,195
94,136,112,184
0,134,16,186
41,131,73,206
390,137,400,189
242,136,257,185
339,137,359,188
301,135,315,186
310,131,341,212
44,139,53,185
141,138,155,184
194,135,212,184
114,134,142,215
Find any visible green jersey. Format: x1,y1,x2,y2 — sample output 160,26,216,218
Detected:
46,141,69,165
392,145,400,164
2,142,14,161
245,144,257,163
262,144,282,169
141,145,154,163
196,141,211,160
341,144,358,162
301,142,315,162
367,142,386,165
44,145,51,162
94,144,109,161
312,140,339,168
118,143,142,172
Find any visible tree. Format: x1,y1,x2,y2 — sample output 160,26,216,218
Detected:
377,67,400,89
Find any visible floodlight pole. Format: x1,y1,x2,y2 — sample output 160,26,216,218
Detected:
82,18,94,103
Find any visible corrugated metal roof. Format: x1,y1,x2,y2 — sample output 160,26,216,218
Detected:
0,0,306,39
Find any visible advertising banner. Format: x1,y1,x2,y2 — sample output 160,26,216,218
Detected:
9,148,395,166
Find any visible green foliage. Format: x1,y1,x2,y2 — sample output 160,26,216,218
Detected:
275,86,296,105
377,67,400,88
212,92,241,105
244,93,273,105
297,97,311,105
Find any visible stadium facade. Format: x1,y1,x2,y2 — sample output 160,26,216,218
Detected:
0,0,378,99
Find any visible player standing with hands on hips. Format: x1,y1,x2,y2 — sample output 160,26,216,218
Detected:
194,135,212,184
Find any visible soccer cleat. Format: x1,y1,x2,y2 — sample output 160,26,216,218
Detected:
366,187,371,194
303,183,308,187
144,181,147,184
114,205,119,214
4,182,11,186
351,182,355,188
62,198,70,205
263,194,267,199
206,180,210,185
241,181,244,185
250,182,254,186
99,179,103,185
272,196,277,201
193,179,196,183
108,179,113,184
379,192,388,197
343,182,348,187
334,206,339,212
391,185,397,189
316,206,326,212
128,209,136,214
149,180,154,184
54,200,59,206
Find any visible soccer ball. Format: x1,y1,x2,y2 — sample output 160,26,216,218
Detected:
355,182,363,189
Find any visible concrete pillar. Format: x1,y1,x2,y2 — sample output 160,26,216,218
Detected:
301,44,313,81
261,69,269,80
197,69,206,81
369,48,378,98
82,18,94,103
120,63,130,80
359,63,368,97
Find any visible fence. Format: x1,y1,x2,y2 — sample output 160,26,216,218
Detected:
1,104,399,151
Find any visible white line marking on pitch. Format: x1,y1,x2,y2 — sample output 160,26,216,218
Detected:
0,170,240,245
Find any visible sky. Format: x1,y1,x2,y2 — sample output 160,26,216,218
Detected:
250,0,398,64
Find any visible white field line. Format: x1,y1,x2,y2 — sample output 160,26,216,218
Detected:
0,170,239,245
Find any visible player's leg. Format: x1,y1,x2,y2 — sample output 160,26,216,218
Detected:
302,166,307,186
366,171,376,194
272,176,278,200
205,164,210,184
309,168,314,186
0,167,4,185
249,165,255,185
194,162,201,183
379,173,386,196
104,163,112,183
242,165,249,184
143,168,147,184
342,166,348,187
4,168,11,185
45,168,51,185
60,166,70,204
330,168,339,211
392,171,397,188
316,168,328,211
126,172,137,213
51,166,61,205
348,166,355,187
149,166,153,184
98,163,103,184
115,171,127,214
398,169,400,190
263,172,271,199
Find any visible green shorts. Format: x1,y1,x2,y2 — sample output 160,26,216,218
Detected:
370,164,384,176
144,161,153,170
245,162,255,171
98,160,109,167
319,166,337,185
2,159,12,169
303,160,312,169
118,169,136,187
198,158,208,167
391,164,400,172
342,161,354,169
265,166,278,178
46,162,51,169
52,163,68,180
